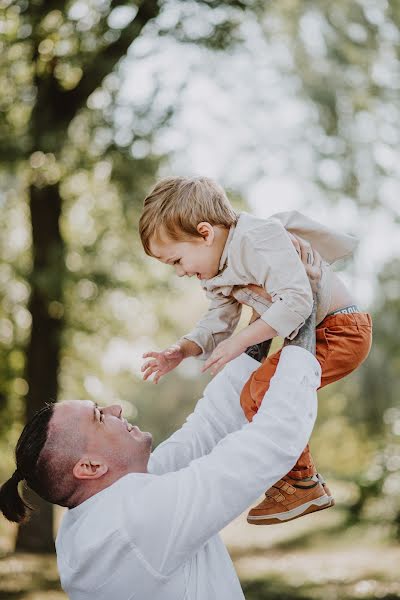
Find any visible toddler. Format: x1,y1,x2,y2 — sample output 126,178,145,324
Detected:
139,176,372,524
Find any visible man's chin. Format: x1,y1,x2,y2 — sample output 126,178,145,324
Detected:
129,425,151,441
136,430,153,455
142,431,153,449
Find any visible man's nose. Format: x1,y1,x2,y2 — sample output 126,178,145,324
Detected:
104,404,122,418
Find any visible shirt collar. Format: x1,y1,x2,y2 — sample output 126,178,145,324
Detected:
218,224,236,272
66,473,149,518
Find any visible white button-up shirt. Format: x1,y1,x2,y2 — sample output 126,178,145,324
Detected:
56,347,320,600
183,211,358,358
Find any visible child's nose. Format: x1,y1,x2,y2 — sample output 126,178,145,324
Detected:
175,265,186,277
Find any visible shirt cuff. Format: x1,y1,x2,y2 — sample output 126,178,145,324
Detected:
183,329,212,360
275,346,321,388
223,352,261,378
260,301,306,339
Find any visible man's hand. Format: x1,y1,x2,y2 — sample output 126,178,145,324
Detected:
141,345,184,384
288,232,322,294
202,336,246,375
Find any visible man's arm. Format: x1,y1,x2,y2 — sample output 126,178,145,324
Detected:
148,352,258,475
125,307,320,576
149,316,274,476
283,299,317,354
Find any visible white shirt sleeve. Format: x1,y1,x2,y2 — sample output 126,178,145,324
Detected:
124,346,320,576
148,354,256,475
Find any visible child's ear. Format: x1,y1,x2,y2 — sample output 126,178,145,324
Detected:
197,222,215,245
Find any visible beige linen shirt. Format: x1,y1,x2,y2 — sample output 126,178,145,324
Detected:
183,211,358,359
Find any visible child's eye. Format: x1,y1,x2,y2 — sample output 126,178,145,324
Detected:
173,259,180,265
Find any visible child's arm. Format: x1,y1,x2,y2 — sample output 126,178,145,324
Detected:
202,313,277,375
142,294,242,383
242,218,314,339
142,339,202,384
203,239,322,375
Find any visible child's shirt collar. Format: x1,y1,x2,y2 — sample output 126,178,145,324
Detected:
218,222,237,273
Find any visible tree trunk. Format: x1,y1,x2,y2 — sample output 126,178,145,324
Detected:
15,183,64,553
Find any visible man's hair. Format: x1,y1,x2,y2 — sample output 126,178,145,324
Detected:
0,402,83,524
0,403,54,523
139,176,238,256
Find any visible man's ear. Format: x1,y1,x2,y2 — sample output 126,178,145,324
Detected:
73,458,108,481
197,222,215,245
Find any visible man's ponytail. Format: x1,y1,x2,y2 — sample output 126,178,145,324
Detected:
0,403,54,524
0,470,31,523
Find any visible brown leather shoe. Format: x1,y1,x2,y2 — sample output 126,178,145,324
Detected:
247,475,332,525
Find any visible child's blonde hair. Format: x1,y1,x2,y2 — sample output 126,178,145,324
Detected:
139,176,238,256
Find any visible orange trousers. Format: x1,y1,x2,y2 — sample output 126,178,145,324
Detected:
240,312,373,479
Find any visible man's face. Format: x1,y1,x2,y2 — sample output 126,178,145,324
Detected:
52,400,153,476
149,231,221,281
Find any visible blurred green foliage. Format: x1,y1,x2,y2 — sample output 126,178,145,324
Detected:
0,0,263,550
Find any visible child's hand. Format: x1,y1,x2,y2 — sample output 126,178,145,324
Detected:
202,337,246,375
141,344,184,384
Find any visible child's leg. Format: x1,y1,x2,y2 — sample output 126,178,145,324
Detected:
242,312,372,524
240,330,329,480
241,313,372,452
240,322,331,424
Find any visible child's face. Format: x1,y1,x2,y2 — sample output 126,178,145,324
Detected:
149,226,222,281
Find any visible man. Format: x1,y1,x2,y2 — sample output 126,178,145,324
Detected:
0,254,322,600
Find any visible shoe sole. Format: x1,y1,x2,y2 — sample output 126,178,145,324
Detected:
247,495,332,525
320,495,335,508
322,488,335,507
